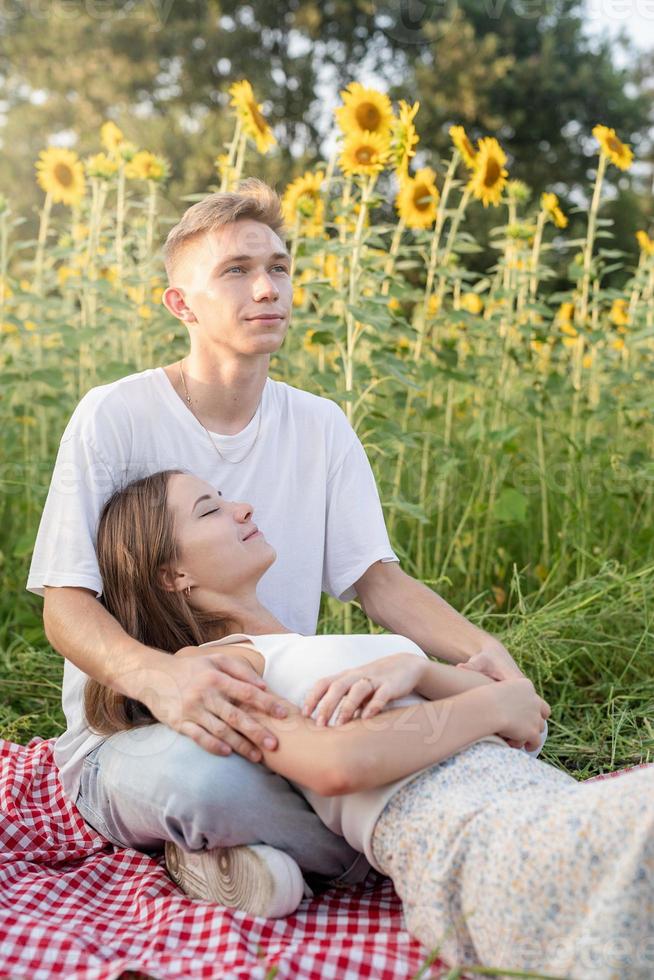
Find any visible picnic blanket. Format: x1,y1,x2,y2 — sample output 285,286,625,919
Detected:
1,738,651,980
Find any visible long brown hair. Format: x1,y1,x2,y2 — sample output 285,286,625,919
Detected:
84,469,230,735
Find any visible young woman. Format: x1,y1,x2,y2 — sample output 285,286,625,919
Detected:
84,469,654,980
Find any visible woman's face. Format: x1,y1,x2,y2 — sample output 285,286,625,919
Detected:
164,473,275,603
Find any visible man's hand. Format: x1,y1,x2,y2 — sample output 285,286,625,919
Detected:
302,653,425,726
456,641,525,682
457,641,538,748
136,648,288,761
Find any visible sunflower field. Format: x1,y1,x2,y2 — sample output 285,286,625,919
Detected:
1,81,653,774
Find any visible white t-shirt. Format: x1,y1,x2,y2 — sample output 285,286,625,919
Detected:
26,367,398,801
199,632,509,873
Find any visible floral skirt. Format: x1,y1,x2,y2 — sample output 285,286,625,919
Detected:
370,739,654,980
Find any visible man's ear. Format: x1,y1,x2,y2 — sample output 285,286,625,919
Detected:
162,286,197,323
158,565,185,593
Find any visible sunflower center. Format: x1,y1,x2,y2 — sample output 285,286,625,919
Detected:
413,185,431,211
248,100,267,134
54,163,74,187
355,146,374,164
356,102,381,131
298,192,317,217
483,158,501,187
607,135,622,155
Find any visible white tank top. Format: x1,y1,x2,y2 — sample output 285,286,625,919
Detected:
200,632,506,872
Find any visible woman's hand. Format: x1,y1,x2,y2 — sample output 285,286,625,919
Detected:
489,677,551,753
302,653,426,727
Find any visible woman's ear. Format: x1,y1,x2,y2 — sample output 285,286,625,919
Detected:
158,565,187,593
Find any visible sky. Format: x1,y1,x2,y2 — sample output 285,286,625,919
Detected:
587,0,654,53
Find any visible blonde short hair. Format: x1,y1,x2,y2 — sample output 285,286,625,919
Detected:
163,177,287,282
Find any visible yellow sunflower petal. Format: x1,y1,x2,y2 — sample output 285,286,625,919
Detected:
610,298,629,327
339,130,391,177
391,100,420,179
449,125,477,170
85,152,118,180
592,124,633,171
229,80,276,155
100,121,125,156
282,170,325,236
35,147,86,206
467,137,508,207
124,150,170,182
541,191,568,229
335,83,394,139
395,167,439,229
636,230,654,256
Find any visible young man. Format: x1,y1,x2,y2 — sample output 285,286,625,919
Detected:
27,178,543,916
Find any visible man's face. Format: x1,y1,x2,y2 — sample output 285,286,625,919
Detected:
164,219,293,358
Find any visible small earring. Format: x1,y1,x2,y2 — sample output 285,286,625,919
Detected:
184,585,191,598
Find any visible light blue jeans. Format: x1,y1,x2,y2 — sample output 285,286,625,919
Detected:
74,722,371,888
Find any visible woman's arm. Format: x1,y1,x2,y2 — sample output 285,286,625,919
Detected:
415,657,496,700
246,682,505,796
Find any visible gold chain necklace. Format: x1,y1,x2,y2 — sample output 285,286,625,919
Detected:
178,359,263,464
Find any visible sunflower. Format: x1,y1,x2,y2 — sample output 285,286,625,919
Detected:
467,137,508,207
460,292,484,315
282,170,325,237
85,152,118,181
339,130,391,177
610,298,629,328
395,167,439,229
449,125,477,170
35,147,85,206
636,230,654,256
335,83,394,140
390,100,420,179
229,80,276,154
541,191,568,229
592,125,633,171
125,150,170,182
556,301,575,326
100,121,124,156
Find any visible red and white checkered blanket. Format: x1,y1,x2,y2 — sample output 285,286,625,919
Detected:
2,737,651,980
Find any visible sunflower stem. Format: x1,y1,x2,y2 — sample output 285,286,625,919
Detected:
0,205,9,314
577,151,607,330
115,163,127,284
220,118,243,192
232,131,248,187
529,209,547,298
145,181,158,256
34,191,53,295
343,173,376,425
380,218,405,296
535,413,551,568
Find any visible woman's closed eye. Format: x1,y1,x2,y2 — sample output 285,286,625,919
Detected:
201,508,220,517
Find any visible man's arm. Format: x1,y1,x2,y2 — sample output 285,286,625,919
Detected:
353,560,523,675
43,586,288,757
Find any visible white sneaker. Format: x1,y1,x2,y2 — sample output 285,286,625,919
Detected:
164,841,307,918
